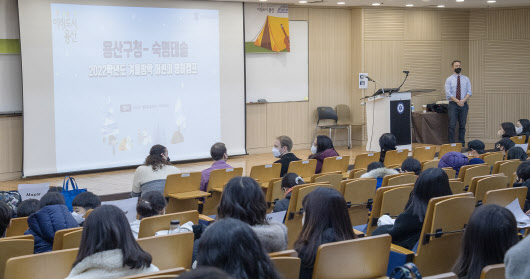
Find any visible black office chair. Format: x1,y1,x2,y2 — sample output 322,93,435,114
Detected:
316,107,348,145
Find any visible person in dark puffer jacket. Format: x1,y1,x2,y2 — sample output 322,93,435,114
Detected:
24,192,78,253
438,151,469,177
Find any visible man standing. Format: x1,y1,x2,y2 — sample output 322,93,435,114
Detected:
445,60,472,145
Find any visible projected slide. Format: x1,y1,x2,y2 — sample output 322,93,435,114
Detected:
50,4,220,171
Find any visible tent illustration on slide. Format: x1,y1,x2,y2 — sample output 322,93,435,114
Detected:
249,15,290,53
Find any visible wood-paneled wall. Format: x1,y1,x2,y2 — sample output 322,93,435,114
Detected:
246,7,356,153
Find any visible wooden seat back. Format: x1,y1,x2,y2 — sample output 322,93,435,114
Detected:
4,248,79,279
385,174,417,187
52,227,82,251
287,159,317,179
265,178,282,205
137,232,194,270
163,172,202,196
310,172,343,188
383,149,409,167
423,273,458,279
250,163,282,186
62,229,83,250
380,185,414,217
353,152,380,170
414,193,475,276
422,160,440,171
470,175,509,205
481,152,503,167
439,143,462,158
461,165,491,187
511,136,526,144
442,167,457,179
413,146,436,163
271,257,301,279
381,172,412,187
449,179,465,194
138,210,198,238
312,234,391,279
0,239,34,279
340,178,377,226
480,264,505,279
496,160,522,183
366,184,414,236
321,156,350,174
5,217,29,237
269,249,298,258
349,168,367,179
207,167,244,191
0,235,33,242
483,187,527,209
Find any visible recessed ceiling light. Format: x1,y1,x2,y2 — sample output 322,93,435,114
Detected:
406,4,414,6
456,0,464,2
487,0,496,2
259,0,267,2
337,1,346,4
299,0,308,3
372,3,381,6
437,4,445,7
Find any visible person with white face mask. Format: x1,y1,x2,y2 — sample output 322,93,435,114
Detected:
273,136,300,177
516,119,530,143
308,135,339,174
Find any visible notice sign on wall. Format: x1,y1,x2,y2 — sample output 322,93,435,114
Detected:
244,4,289,53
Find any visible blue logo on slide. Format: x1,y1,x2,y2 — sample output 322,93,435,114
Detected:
397,102,405,114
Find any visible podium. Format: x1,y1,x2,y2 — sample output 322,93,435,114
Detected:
364,92,412,152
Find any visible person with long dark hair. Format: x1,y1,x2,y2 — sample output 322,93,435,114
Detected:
453,204,518,279
495,138,516,157
196,218,281,279
309,135,339,174
372,168,453,249
294,187,356,279
516,119,530,143
67,205,158,279
217,177,287,252
379,133,397,164
498,122,517,138
514,161,530,212
131,144,180,197
273,172,305,213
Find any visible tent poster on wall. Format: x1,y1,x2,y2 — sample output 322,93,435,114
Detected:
244,4,289,53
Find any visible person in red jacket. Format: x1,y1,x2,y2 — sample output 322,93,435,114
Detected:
309,135,339,174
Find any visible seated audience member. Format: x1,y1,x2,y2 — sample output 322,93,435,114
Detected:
361,162,399,189
467,140,486,158
71,192,101,225
506,147,528,161
438,151,469,177
495,138,516,156
453,204,518,279
273,173,304,213
178,267,233,279
505,222,530,279
379,133,397,164
400,157,422,175
131,144,180,197
498,122,517,138
216,177,287,252
130,191,167,239
0,201,12,238
273,135,301,177
516,119,530,137
196,218,281,279
16,199,40,218
66,205,158,279
513,161,530,211
25,192,78,253
372,168,452,249
294,187,356,279
201,142,232,192
309,135,339,174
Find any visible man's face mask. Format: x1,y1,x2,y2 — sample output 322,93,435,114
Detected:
455,67,462,74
